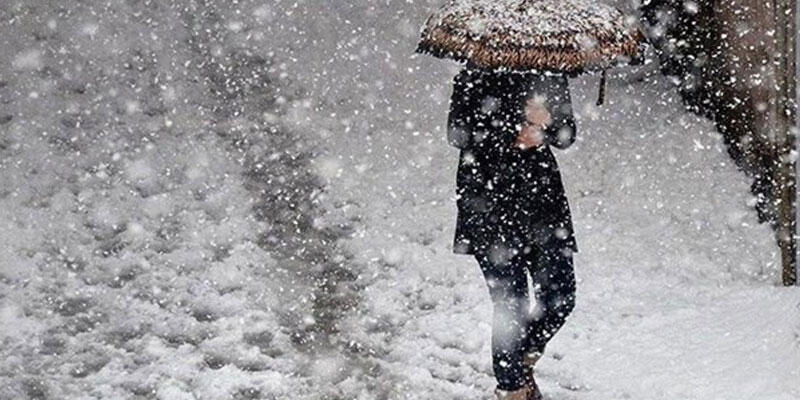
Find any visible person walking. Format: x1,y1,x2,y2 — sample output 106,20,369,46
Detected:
415,2,645,398
448,63,578,400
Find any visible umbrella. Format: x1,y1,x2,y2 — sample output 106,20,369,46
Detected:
416,0,646,103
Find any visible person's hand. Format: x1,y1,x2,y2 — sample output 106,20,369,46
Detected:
514,122,544,150
514,97,551,150
525,97,552,128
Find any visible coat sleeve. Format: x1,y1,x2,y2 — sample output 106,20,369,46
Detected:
540,75,577,150
446,70,473,149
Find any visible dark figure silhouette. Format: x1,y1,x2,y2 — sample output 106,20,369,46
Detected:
447,65,578,397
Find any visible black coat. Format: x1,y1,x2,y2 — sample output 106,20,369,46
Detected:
448,66,578,258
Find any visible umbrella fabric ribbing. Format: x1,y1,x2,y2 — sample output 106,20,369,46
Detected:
417,0,645,73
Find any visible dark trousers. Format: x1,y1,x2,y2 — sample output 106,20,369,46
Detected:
475,243,576,391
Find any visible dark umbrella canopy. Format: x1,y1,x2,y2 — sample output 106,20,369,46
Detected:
417,0,645,74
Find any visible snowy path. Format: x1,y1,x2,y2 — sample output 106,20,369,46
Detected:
1,3,371,398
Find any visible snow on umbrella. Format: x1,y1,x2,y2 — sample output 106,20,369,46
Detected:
417,0,646,103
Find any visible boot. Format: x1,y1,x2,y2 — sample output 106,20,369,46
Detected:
522,352,544,400
494,387,532,400
523,376,543,400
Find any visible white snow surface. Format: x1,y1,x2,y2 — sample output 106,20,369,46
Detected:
1,1,799,400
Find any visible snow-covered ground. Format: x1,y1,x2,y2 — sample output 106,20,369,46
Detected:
1,2,359,399
2,1,799,400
